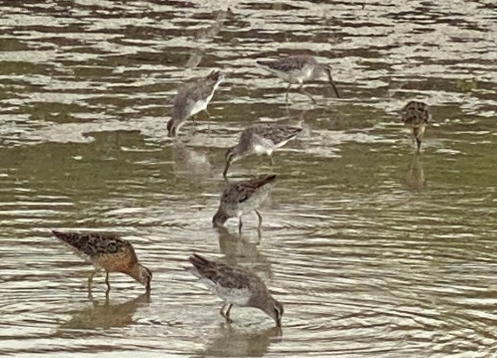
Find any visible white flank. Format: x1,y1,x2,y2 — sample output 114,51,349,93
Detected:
253,144,273,156
190,99,209,117
217,286,251,306
275,139,290,148
189,77,223,117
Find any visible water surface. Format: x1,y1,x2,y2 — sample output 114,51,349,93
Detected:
1,1,497,357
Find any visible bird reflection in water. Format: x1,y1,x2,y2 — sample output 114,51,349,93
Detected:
172,141,213,180
186,8,235,68
197,325,282,357
57,291,151,331
216,226,273,281
404,153,427,191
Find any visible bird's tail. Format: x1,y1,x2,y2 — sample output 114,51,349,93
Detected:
52,230,77,245
188,253,211,269
254,174,276,188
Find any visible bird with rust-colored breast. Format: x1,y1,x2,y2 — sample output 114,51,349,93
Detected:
52,230,152,293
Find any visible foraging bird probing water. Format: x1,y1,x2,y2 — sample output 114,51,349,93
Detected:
167,70,225,137
51,230,152,293
256,55,340,103
223,122,302,178
213,174,276,234
401,101,431,152
185,253,284,327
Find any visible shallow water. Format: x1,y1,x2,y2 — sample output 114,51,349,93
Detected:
1,0,497,357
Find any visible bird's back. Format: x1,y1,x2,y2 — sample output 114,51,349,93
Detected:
221,175,276,215
257,55,317,73
171,70,223,122
188,253,263,291
401,101,431,126
52,230,137,267
249,122,302,146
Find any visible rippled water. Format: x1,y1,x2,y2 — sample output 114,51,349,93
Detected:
1,0,497,357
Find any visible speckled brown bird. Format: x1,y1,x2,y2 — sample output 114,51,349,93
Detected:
52,230,152,293
256,55,340,103
401,101,431,152
167,70,225,137
186,253,284,327
223,122,302,178
213,174,276,234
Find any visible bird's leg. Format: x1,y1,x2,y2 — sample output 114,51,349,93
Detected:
285,83,292,105
87,269,98,292
415,138,422,153
220,303,233,323
203,109,211,133
105,271,111,291
299,83,317,103
255,209,263,231
269,155,274,166
238,217,243,235
225,304,233,320
223,162,231,180
256,227,262,245
412,125,424,153
409,133,416,149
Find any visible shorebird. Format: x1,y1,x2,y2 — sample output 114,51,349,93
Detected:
185,253,284,327
213,174,275,234
256,55,340,103
223,122,302,178
401,101,431,152
167,69,225,137
51,230,152,293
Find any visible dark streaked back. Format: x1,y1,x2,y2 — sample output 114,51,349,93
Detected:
52,230,136,261
222,174,276,205
401,101,431,126
188,253,264,290
244,122,302,145
257,55,317,73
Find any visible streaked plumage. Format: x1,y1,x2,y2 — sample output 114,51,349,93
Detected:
256,55,340,103
167,70,225,136
52,230,152,292
213,174,275,234
223,122,302,178
186,253,284,327
401,101,431,151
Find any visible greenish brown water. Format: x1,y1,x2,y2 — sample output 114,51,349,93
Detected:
1,1,497,357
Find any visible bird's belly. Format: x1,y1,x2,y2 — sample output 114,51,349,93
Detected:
188,96,213,117
95,253,129,273
286,68,313,83
217,287,251,306
253,144,272,155
245,193,269,211
274,139,289,149
238,191,270,215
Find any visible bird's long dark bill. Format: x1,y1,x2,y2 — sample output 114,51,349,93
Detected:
325,71,340,98
222,162,231,178
328,77,340,98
